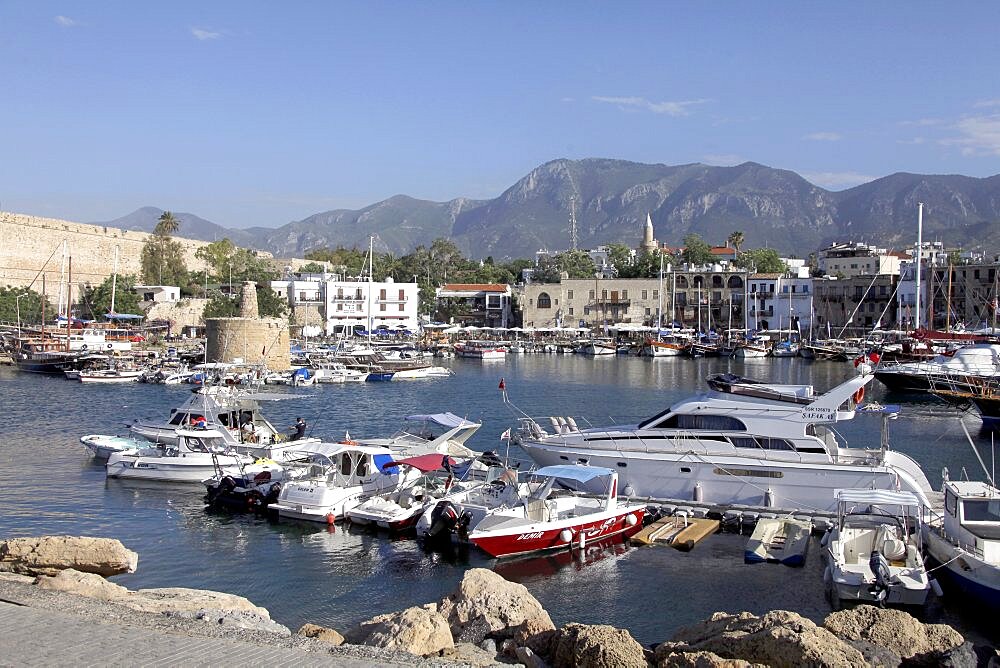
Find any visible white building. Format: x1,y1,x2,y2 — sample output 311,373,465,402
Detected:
271,272,420,336
747,274,814,333
133,285,181,303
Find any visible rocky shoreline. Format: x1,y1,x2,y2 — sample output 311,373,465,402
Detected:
1,536,997,667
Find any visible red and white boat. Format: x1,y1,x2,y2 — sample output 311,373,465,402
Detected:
468,465,646,558
454,341,506,360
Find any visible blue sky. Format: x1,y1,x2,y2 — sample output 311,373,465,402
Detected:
3,2,1000,228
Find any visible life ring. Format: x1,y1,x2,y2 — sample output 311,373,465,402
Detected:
106,343,114,350
853,387,865,404
80,344,88,351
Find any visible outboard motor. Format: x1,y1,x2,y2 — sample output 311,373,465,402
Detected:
456,510,474,542
425,501,460,540
868,550,892,604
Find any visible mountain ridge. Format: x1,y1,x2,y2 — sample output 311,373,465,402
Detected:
90,159,1000,259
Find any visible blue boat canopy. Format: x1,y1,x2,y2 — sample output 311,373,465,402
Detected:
531,465,614,483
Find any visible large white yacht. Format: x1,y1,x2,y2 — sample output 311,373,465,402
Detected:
513,373,935,515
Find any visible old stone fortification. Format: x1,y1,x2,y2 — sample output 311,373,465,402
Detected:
205,318,290,371
143,299,210,335
0,211,212,289
0,211,306,291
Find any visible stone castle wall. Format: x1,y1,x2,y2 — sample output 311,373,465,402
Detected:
205,318,290,371
143,298,211,335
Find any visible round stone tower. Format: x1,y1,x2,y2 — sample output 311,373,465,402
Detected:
205,281,290,371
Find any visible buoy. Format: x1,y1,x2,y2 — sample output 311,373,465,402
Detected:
623,483,635,497
693,482,704,503
625,513,638,526
560,529,573,543
325,512,336,525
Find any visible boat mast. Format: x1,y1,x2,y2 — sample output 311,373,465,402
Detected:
946,261,953,332
657,252,664,336
66,256,72,351
914,203,923,331
110,245,119,318
367,235,374,349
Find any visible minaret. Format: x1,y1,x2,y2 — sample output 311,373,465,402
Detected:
641,213,657,252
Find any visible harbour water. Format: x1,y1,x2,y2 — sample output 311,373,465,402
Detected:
1,355,996,645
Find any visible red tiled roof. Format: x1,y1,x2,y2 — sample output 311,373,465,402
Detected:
441,283,508,292
710,246,736,255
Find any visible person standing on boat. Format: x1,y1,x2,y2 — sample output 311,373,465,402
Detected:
290,417,306,441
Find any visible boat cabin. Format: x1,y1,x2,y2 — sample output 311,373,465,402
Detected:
292,443,402,489
942,480,1000,564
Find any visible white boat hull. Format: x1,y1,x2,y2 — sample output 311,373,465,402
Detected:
106,453,246,483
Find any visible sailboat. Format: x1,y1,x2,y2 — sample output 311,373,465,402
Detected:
641,254,688,357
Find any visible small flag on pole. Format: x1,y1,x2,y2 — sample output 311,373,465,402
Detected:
500,428,512,441
498,378,506,391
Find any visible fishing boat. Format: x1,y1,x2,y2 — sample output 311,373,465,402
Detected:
269,443,417,522
467,465,646,558
80,434,147,460
744,517,812,566
923,478,1000,609
513,372,935,515
823,489,930,607
576,339,617,357
640,335,690,357
106,429,252,483
454,341,506,360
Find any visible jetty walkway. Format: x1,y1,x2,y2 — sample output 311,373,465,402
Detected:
0,601,390,667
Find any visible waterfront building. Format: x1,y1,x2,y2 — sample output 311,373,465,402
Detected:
926,262,1000,331
271,272,420,336
133,285,180,304
434,283,513,328
818,241,902,278
747,274,813,333
812,274,900,336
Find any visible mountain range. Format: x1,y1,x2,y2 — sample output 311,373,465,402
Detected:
92,159,1000,260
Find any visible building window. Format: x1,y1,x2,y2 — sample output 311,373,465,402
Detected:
299,291,306,300
622,290,628,299
398,303,404,311
642,290,648,299
568,307,574,316
601,290,608,300
645,307,651,315
589,290,595,300
567,290,574,299
380,304,386,311
653,290,659,299
337,304,342,311
583,306,590,315
538,292,552,309
380,288,387,300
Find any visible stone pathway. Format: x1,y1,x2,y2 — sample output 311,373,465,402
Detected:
0,601,371,667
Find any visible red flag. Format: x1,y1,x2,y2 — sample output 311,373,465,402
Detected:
869,352,881,365
498,378,506,390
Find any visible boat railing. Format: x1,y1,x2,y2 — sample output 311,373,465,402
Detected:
924,514,987,560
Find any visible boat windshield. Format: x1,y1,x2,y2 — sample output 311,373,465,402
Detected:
963,498,1000,522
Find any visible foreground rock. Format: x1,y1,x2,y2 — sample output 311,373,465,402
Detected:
550,622,647,668
297,622,345,646
659,610,865,668
824,606,964,663
345,604,453,655
36,568,289,636
0,536,138,577
437,568,555,644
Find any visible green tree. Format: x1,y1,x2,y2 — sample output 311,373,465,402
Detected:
555,249,596,279
141,212,189,286
202,285,288,320
681,233,714,266
532,256,563,283
735,248,786,273
202,291,239,319
79,274,143,319
606,243,636,277
298,261,327,274
727,230,745,254
304,246,367,276
0,286,45,324
195,239,278,285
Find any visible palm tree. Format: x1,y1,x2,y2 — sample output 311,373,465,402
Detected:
155,211,180,236
727,231,745,254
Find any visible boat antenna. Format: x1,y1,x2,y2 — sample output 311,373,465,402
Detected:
959,419,995,487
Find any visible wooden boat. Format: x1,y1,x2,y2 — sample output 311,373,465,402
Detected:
744,517,812,566
630,514,718,551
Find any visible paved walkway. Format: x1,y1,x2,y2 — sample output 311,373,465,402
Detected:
0,601,372,667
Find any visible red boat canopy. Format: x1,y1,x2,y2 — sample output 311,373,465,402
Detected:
381,453,456,473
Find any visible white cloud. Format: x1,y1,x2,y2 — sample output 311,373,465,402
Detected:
803,132,842,142
800,171,878,189
702,153,745,166
54,15,78,27
973,99,1000,108
591,95,709,117
191,27,222,40
899,118,944,127
940,114,1000,156
896,137,926,145
560,97,575,103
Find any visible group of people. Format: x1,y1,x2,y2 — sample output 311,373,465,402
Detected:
189,412,308,443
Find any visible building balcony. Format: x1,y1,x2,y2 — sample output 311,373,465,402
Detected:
587,299,631,307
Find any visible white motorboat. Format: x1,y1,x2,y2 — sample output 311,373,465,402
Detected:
204,457,311,512
577,339,617,356
106,429,253,483
391,366,453,380
80,434,147,460
345,454,463,531
270,443,419,522
417,466,524,543
355,412,481,459
468,465,646,558
823,489,930,607
78,368,144,383
923,478,1000,610
514,372,935,515
311,362,368,383
129,386,318,460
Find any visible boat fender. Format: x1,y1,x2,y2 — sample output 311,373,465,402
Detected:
930,578,943,597
577,533,586,550
822,565,831,584
853,387,865,404
559,529,573,543
763,488,775,508
693,482,704,503
325,512,336,526
820,530,831,547
625,513,638,526
623,483,635,497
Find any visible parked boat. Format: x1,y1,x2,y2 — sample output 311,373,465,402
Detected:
454,341,506,360
923,478,1000,609
514,373,935,515
78,368,144,383
354,412,481,459
417,465,523,544
577,339,617,357
204,458,308,512
744,517,812,566
874,344,1000,392
106,429,252,483
80,434,147,460
640,336,689,357
311,361,368,383
823,489,930,608
467,465,646,558
931,378,1000,430
345,454,462,531
269,443,416,522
